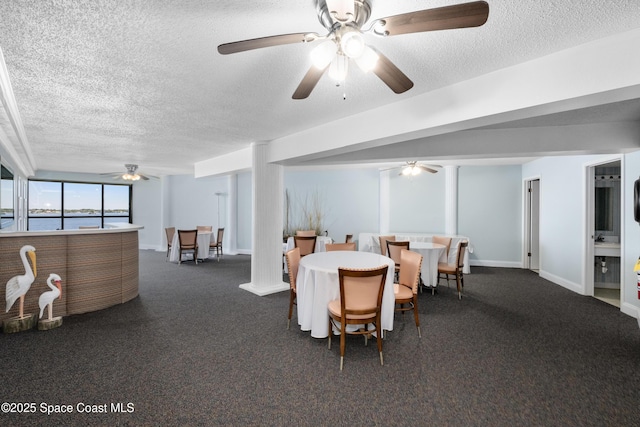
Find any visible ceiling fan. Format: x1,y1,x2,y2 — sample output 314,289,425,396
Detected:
101,164,155,181
382,161,441,176
217,0,489,99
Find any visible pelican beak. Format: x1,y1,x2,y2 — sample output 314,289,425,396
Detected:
55,280,62,299
28,251,37,277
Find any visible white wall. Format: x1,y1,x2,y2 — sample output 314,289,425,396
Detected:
623,150,640,319
522,156,597,290
284,168,380,247
388,168,445,233
459,165,522,266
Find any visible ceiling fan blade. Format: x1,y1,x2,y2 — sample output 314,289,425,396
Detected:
292,63,329,100
417,165,438,174
218,33,318,55
371,49,414,94
373,1,489,36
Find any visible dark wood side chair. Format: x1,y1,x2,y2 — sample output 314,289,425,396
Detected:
177,229,198,265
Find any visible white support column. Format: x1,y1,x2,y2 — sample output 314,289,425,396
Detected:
226,174,238,255
239,143,288,296
444,165,459,236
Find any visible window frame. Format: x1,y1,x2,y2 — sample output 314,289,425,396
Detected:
27,179,132,230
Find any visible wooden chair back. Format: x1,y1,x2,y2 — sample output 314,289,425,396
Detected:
398,249,423,295
379,235,395,256
285,248,301,292
432,235,452,260
294,235,317,257
325,242,356,252
386,240,410,268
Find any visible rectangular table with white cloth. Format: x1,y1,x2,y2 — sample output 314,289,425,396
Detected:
296,251,396,339
358,233,471,274
169,231,212,263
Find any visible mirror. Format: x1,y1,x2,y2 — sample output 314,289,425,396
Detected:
595,187,613,231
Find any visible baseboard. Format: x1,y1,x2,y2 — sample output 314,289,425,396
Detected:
539,270,584,295
620,301,640,321
469,260,522,268
239,281,288,296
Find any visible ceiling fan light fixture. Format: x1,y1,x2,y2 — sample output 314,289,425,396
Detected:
122,173,140,181
354,45,379,72
402,165,421,176
328,54,348,83
310,40,337,69
340,30,365,58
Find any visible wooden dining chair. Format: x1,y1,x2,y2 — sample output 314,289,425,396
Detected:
345,234,353,243
296,230,316,237
437,240,469,299
197,225,213,232
209,228,224,261
378,235,395,256
293,235,317,257
386,240,410,281
165,227,175,261
177,229,198,265
325,242,356,252
432,235,452,262
285,248,301,330
327,265,389,371
395,249,423,338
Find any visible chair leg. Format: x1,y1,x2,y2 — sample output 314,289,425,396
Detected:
376,319,384,366
457,272,462,299
339,322,346,371
287,290,295,330
413,296,421,338
327,318,332,349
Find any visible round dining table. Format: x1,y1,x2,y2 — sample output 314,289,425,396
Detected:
409,242,446,289
296,251,396,338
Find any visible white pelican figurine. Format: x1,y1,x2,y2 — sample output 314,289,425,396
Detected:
5,245,37,318
39,273,62,320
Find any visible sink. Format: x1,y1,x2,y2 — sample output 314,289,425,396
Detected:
594,242,620,256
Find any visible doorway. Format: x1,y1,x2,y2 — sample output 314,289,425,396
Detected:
525,178,540,272
587,159,622,308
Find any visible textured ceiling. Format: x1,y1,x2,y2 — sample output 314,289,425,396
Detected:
0,0,639,176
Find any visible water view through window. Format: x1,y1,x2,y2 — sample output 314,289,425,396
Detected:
1,164,14,229
28,180,131,230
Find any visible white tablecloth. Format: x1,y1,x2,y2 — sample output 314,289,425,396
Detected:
296,251,396,338
358,233,471,274
169,231,212,262
410,242,446,287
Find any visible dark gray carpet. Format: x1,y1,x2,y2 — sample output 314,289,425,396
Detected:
2,250,640,426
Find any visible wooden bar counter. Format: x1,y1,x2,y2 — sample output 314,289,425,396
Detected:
0,224,142,325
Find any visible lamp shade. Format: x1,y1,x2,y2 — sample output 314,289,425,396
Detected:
328,54,348,83
340,31,365,58
354,45,379,72
310,40,337,69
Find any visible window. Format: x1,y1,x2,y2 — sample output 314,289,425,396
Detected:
1,164,14,229
28,180,131,230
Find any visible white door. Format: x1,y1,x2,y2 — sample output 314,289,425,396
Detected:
528,179,540,271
